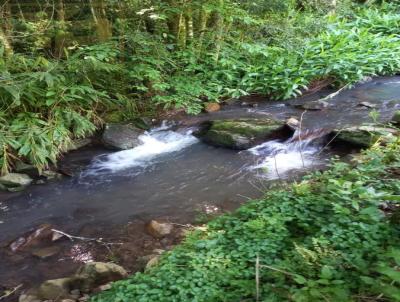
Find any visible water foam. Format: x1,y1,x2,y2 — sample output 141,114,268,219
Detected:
84,126,198,174
248,129,325,179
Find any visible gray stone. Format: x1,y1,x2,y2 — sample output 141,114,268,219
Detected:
0,173,32,187
300,100,329,110
41,170,63,180
286,117,300,130
196,118,287,150
102,123,144,150
19,294,42,302
78,294,90,301
37,277,80,300
392,111,400,125
145,220,173,238
64,138,92,152
357,101,377,109
96,283,112,292
75,262,128,292
145,255,161,270
333,125,398,148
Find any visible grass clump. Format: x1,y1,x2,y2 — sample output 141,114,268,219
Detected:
92,138,400,302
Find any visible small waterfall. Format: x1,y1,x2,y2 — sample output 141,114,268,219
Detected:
248,128,328,179
83,125,198,175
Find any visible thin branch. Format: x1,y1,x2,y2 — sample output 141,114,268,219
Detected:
255,255,260,302
318,83,350,102
0,284,23,301
51,229,123,245
298,110,307,168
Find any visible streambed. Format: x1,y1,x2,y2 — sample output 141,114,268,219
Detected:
0,76,399,297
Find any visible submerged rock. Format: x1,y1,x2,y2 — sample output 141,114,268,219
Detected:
146,220,174,238
333,125,398,148
0,173,33,188
204,102,221,113
9,224,55,252
357,101,377,109
102,123,144,150
31,246,61,259
299,100,329,110
196,118,288,149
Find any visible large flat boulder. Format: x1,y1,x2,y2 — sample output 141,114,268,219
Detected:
102,123,144,150
333,125,398,148
196,118,288,149
0,173,33,188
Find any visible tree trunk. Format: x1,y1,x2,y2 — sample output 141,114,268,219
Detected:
197,7,209,52
177,13,186,48
0,2,13,57
54,0,66,58
213,0,224,62
89,0,112,42
185,7,194,45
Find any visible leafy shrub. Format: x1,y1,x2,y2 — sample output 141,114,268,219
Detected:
92,138,400,302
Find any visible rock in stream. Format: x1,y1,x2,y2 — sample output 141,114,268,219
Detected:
102,123,144,150
333,124,399,148
196,118,289,150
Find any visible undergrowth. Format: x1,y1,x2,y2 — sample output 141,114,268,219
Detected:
92,138,400,302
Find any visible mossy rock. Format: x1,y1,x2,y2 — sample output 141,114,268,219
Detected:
0,173,33,188
392,110,400,125
197,118,287,149
333,125,398,148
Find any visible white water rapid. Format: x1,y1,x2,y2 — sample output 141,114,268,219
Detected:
84,125,199,174
248,129,327,179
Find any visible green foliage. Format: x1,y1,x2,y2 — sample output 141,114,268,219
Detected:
0,44,121,172
2,1,400,172
92,139,400,302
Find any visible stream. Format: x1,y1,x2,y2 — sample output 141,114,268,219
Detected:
0,76,399,295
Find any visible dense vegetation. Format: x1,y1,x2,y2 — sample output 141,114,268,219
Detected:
1,1,400,301
1,0,400,173
92,136,400,302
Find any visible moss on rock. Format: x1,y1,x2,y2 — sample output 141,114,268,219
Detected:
198,118,287,149
334,125,398,148
392,110,400,125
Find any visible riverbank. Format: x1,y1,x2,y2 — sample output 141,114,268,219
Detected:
92,135,400,302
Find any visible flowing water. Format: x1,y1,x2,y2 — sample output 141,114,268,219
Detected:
0,76,399,294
